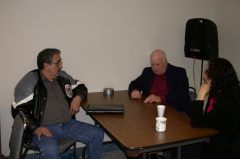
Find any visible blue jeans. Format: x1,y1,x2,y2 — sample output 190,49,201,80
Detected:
32,119,104,159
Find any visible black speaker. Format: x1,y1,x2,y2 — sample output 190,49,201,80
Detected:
184,18,218,60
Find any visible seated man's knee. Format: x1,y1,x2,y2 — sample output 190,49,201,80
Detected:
40,144,60,158
95,127,104,139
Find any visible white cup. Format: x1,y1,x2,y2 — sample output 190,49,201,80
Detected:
157,105,166,117
156,117,167,132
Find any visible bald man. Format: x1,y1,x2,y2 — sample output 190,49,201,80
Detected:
129,49,190,115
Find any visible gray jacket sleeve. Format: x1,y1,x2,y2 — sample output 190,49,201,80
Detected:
12,71,38,109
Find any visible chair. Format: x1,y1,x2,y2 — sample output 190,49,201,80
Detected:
8,112,77,159
189,87,197,101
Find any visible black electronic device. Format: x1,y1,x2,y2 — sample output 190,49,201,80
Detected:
184,18,218,60
86,104,124,114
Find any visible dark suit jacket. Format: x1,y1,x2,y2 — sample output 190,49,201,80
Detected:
129,63,190,115
191,95,240,159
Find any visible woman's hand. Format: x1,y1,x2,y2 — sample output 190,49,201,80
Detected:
198,65,212,100
197,84,210,100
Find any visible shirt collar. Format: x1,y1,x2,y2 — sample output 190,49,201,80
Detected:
40,71,56,82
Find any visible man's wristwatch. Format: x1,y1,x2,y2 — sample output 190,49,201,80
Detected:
75,95,82,100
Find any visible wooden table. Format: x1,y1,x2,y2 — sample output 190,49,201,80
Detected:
81,90,218,158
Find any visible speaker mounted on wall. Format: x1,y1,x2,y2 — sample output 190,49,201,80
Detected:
184,18,218,60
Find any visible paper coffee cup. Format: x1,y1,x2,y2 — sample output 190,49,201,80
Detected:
156,117,167,132
157,105,166,117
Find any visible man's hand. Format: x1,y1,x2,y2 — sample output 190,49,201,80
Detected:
144,94,161,103
34,127,52,141
131,90,142,99
70,96,81,115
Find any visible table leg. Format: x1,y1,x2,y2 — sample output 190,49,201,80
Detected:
142,153,147,159
177,146,181,159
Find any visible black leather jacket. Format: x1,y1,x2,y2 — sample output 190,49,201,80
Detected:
11,69,87,142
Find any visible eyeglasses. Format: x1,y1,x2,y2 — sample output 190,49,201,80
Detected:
51,61,63,66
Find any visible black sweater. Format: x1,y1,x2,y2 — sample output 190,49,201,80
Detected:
190,95,240,159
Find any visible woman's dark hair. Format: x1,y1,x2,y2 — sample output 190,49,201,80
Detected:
206,58,240,100
37,48,61,69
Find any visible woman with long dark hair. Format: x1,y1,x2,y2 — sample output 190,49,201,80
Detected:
191,58,240,159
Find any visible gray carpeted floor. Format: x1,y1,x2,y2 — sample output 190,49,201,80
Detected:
98,150,127,159
23,142,128,159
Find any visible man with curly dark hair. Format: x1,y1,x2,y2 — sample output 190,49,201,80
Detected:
191,58,240,159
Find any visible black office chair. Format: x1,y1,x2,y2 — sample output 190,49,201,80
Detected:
8,112,77,159
189,87,197,101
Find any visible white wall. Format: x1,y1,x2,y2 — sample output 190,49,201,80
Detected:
217,0,240,74
2,0,239,156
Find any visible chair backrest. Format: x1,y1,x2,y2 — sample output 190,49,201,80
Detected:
9,112,26,159
189,87,197,101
